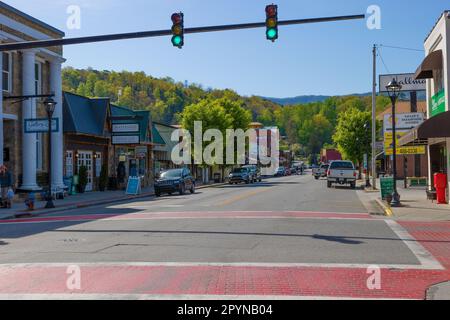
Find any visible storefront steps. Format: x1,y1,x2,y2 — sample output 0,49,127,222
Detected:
0,181,227,220
358,179,450,221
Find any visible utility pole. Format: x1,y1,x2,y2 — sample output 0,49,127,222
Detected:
371,44,377,189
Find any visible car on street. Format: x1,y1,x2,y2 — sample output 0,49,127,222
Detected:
154,168,195,196
242,165,262,183
274,167,286,177
314,164,329,180
327,160,357,189
229,167,252,184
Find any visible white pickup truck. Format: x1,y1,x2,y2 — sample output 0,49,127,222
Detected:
327,160,357,189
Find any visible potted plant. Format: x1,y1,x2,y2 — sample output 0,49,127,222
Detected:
98,165,108,191
78,165,88,193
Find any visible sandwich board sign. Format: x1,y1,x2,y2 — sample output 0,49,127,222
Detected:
125,176,141,195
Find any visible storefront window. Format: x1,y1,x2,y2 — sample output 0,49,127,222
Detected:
95,152,102,177
2,52,11,92
65,151,73,177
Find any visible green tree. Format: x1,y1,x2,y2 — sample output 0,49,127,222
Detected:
333,108,372,174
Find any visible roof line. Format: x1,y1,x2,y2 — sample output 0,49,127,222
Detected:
424,10,450,43
0,1,65,36
153,121,178,129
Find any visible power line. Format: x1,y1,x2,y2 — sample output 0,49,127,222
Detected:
378,44,424,52
376,46,390,74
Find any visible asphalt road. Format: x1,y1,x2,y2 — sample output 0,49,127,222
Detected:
0,174,425,267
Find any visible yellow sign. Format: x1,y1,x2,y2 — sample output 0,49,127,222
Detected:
385,146,426,156
384,132,407,149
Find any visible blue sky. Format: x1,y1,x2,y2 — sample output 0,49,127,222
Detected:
5,0,448,97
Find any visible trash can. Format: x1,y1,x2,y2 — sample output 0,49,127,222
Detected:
434,173,448,204
213,173,221,183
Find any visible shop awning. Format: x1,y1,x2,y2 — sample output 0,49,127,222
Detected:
399,110,450,146
414,50,443,80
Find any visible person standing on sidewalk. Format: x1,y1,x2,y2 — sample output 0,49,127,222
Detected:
0,165,13,208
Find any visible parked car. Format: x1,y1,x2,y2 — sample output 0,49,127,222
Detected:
327,160,357,189
154,168,195,196
311,164,319,175
274,167,286,177
314,164,329,180
229,167,251,184
242,165,262,183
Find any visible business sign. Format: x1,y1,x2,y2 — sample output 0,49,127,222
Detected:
384,132,425,155
384,132,407,149
385,146,426,156
379,73,426,93
112,135,140,145
383,112,424,132
112,123,140,133
24,118,59,133
430,89,446,117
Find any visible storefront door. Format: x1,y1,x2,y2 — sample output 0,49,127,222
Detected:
77,151,93,191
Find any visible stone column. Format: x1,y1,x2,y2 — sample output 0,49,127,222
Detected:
50,57,65,189
21,50,39,190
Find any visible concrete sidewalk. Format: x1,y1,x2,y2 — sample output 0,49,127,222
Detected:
360,180,450,221
0,181,226,220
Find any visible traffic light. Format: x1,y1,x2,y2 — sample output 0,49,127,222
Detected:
171,12,184,48
265,4,278,42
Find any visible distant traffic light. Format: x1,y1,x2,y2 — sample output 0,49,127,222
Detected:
171,12,184,48
265,4,278,42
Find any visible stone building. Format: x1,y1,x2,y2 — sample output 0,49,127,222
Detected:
0,2,65,192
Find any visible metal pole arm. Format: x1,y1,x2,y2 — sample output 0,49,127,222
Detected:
0,14,365,52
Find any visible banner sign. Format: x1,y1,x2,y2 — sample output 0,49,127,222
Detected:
383,113,425,132
112,135,140,145
24,118,59,133
430,89,446,117
112,123,140,133
379,73,426,93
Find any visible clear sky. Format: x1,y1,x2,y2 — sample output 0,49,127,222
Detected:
4,0,449,98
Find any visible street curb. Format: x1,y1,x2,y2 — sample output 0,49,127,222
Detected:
9,191,156,219
2,182,228,220
374,198,393,217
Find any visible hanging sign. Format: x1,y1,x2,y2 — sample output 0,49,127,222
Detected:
24,118,59,133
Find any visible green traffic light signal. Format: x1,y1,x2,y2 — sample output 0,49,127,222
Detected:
172,35,183,47
266,28,277,40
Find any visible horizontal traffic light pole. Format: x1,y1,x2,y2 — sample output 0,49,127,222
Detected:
0,14,365,52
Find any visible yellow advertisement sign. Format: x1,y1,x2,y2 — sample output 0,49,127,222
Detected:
384,132,425,155
384,132,406,149
385,145,426,156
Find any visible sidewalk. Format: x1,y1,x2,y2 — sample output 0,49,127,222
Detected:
0,181,226,220
360,179,450,221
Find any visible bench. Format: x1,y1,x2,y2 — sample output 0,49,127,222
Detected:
407,177,427,187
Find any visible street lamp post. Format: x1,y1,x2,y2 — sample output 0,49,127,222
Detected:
386,79,402,207
43,97,57,209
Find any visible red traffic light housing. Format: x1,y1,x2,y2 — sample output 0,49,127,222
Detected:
265,4,278,42
171,12,184,48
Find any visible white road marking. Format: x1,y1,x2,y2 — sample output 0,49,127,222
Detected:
0,259,441,270
384,219,444,270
